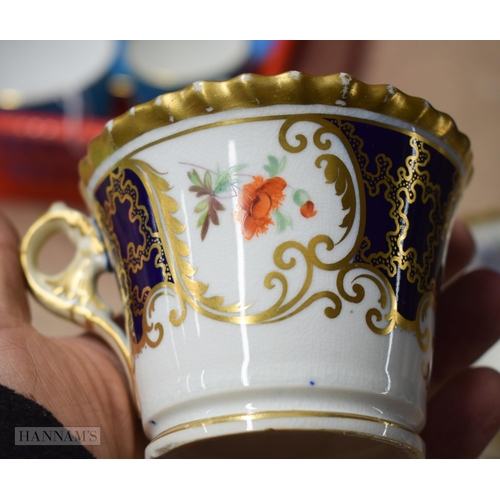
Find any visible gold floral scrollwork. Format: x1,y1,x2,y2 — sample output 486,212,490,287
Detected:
279,115,361,247
336,263,436,350
101,116,428,354
259,236,343,323
315,153,356,244
125,116,367,332
337,263,397,336
141,231,345,327
141,284,185,350
412,291,435,354
95,115,444,355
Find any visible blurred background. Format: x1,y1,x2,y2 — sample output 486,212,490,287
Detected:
1,40,499,457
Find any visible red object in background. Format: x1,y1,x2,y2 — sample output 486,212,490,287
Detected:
0,111,108,203
256,41,299,75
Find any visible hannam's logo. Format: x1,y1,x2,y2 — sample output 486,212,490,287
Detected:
15,427,100,446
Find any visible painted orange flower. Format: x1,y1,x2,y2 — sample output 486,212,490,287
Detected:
234,175,287,239
300,200,317,218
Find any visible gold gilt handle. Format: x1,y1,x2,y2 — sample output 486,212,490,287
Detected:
20,202,137,409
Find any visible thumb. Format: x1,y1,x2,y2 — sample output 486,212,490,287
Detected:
0,211,31,328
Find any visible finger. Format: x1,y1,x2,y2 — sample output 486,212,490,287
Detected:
443,220,476,284
0,211,31,327
422,367,500,458
430,269,500,396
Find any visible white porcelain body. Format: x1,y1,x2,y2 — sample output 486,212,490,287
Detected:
78,102,467,458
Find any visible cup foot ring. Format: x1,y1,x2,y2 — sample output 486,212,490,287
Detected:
146,412,425,458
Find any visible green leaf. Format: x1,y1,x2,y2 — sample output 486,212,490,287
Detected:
293,189,310,206
264,155,286,178
188,169,203,187
273,210,293,233
228,163,247,175
213,163,247,194
194,198,209,213
213,180,229,195
204,171,212,190
278,156,287,173
196,211,207,228
268,155,279,169
263,155,278,177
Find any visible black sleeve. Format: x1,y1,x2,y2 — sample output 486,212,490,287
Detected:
0,384,95,458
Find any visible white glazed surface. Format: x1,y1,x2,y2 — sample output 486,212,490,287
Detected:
86,104,459,457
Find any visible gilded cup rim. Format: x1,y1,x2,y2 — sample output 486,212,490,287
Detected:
79,71,472,187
